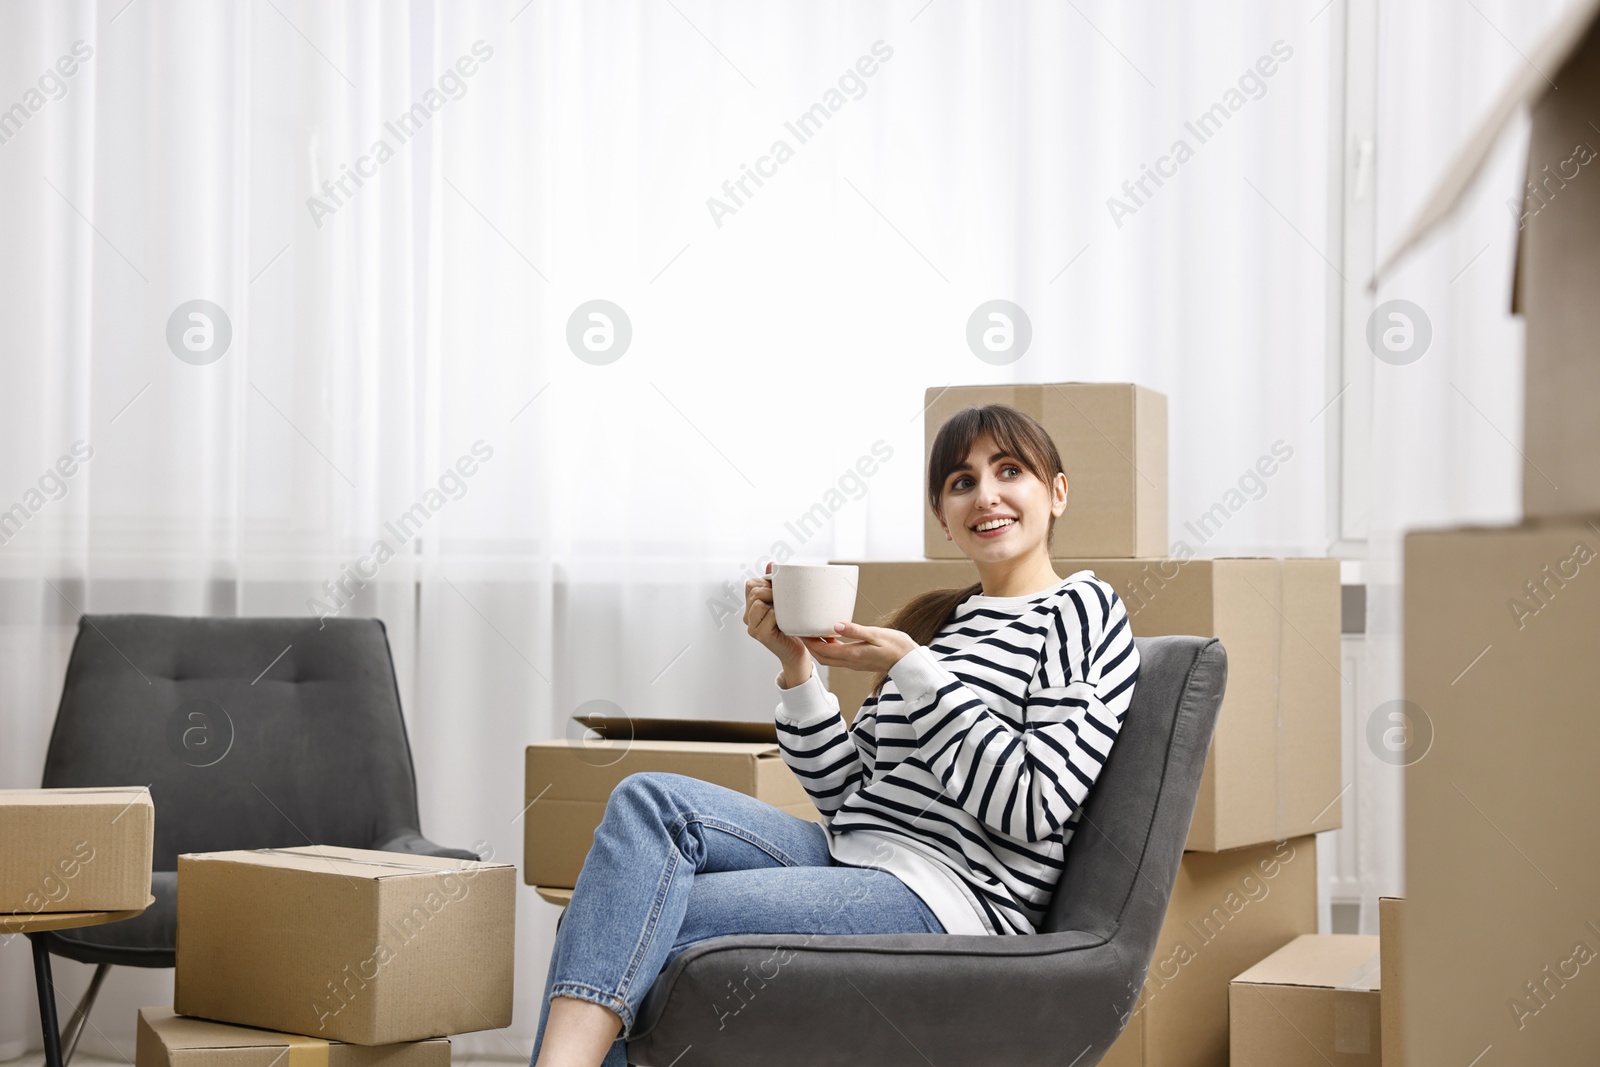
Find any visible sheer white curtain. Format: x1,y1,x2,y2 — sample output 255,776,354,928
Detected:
1371,0,1577,527
0,0,1335,1056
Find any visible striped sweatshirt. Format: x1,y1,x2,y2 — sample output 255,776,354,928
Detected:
773,570,1139,936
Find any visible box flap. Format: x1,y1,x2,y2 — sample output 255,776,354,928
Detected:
1370,0,1600,289
1379,898,1406,1067
573,714,780,744
530,738,782,757
140,1007,343,1051
180,845,511,879
1232,934,1381,991
533,886,574,907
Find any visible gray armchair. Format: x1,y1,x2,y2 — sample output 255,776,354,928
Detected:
622,634,1227,1067
32,614,478,1061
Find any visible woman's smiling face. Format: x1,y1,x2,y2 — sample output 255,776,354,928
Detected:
937,432,1066,562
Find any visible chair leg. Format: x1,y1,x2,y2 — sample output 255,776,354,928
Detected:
60,963,110,1067
29,936,63,1067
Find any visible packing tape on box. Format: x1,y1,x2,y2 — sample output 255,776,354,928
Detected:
1274,562,1286,845
278,1033,330,1067
1242,563,1289,845
1332,951,1382,991
1329,944,1382,1056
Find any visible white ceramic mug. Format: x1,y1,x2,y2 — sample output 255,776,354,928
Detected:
767,563,860,638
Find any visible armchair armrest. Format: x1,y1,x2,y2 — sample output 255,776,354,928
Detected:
371,829,483,862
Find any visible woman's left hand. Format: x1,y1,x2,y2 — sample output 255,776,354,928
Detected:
799,622,918,674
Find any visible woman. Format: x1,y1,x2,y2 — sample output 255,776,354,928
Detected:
529,403,1141,1067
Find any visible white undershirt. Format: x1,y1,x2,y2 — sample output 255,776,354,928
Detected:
773,668,994,935
824,826,993,935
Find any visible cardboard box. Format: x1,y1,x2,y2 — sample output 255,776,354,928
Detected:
830,558,1342,852
1372,1,1600,519
1379,896,1405,1067
1403,520,1600,1062
1228,934,1382,1066
175,845,515,1045
1099,835,1318,1067
0,787,153,913
921,383,1167,559
524,716,823,889
136,1006,450,1067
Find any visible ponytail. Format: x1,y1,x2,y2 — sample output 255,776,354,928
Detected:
863,580,984,703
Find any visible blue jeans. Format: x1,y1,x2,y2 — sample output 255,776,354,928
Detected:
529,771,945,1067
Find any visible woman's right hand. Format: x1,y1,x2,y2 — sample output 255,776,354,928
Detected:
745,564,811,675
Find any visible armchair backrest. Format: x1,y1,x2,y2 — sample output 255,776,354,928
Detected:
1042,636,1227,963
41,614,425,870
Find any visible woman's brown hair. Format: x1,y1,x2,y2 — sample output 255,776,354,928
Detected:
861,403,1066,703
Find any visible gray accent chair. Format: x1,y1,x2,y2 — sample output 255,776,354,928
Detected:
622,634,1227,1067
33,614,478,1059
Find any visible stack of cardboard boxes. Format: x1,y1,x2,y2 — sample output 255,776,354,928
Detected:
1,788,516,1063
164,845,517,1055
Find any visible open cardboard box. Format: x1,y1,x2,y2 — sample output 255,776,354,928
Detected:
524,716,822,890
829,557,1342,852
1372,0,1600,519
